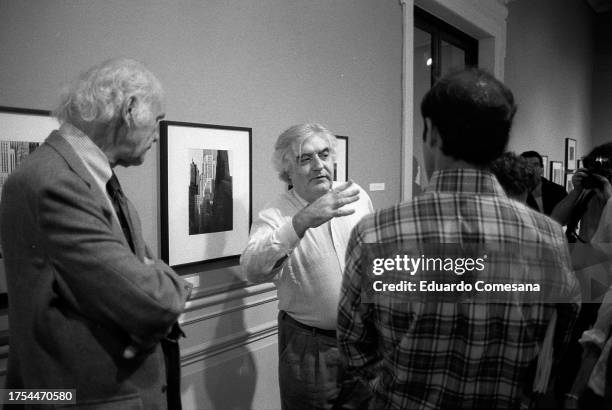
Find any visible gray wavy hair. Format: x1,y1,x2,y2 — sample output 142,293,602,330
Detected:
53,58,163,127
272,123,338,184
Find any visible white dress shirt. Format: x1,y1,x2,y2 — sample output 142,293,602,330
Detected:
241,182,373,329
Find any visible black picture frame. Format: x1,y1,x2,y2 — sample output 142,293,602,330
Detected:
550,161,564,185
565,138,577,172
541,155,549,179
0,106,59,309
160,120,252,268
334,135,349,182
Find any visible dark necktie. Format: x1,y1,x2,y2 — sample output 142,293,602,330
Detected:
107,174,183,408
106,172,135,253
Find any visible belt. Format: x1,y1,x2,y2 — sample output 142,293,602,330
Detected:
280,311,336,339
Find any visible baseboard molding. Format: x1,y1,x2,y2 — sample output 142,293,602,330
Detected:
0,322,279,377
181,320,278,367
183,282,277,314
0,283,279,378
181,294,278,327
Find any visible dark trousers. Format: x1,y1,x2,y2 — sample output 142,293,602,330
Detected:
278,311,342,410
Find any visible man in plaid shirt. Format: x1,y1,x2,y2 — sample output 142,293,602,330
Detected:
336,68,580,409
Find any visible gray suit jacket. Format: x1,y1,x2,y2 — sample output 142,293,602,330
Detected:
0,131,191,409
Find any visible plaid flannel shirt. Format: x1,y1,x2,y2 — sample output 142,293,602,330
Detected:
337,169,580,409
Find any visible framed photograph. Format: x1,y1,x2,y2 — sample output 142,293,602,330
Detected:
334,135,348,182
160,121,252,267
541,155,549,179
565,138,577,171
0,106,59,304
550,161,564,186
565,172,574,192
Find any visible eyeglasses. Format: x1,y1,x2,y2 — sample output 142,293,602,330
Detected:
296,148,331,166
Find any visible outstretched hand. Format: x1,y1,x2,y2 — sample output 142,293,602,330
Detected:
292,180,360,237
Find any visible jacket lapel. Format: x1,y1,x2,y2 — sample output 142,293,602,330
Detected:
44,131,138,258
46,131,96,188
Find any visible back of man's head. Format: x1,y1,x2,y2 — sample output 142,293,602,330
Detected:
421,68,517,166
490,152,538,200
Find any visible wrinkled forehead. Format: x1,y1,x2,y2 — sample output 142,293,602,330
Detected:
292,133,332,155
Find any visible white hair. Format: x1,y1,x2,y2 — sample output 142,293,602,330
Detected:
53,58,163,127
272,123,337,184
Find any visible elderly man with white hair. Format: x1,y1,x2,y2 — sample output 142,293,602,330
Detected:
241,123,374,410
0,58,191,409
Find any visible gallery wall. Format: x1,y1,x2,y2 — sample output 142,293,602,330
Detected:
1,0,608,406
504,0,595,162
0,2,402,406
0,0,403,269
592,12,612,148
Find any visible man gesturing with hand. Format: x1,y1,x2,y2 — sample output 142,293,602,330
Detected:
292,180,361,237
241,123,373,410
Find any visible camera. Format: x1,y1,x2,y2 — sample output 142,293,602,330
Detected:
582,156,612,190
581,171,608,190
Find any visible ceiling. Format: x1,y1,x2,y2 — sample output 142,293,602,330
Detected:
586,0,612,13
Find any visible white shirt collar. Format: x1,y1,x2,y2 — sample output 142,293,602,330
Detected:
59,122,113,184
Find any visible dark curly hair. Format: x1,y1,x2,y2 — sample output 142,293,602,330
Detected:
421,68,517,166
489,152,539,198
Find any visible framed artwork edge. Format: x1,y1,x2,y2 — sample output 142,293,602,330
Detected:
541,155,549,179
159,120,252,269
565,138,577,172
0,106,59,309
549,160,564,186
334,135,349,183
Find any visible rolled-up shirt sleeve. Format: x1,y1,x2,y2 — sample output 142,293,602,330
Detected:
240,206,301,283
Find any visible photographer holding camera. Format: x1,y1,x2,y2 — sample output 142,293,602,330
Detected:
552,143,612,407
552,143,612,243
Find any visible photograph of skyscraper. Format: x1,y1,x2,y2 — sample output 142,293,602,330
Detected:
0,140,40,202
188,148,233,235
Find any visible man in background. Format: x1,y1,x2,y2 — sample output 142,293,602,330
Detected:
337,68,580,409
0,58,192,409
490,151,539,203
241,123,373,409
521,150,567,215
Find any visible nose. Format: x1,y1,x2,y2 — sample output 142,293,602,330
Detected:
311,154,324,170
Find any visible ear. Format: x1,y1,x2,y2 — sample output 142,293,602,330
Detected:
423,118,440,148
121,96,137,128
